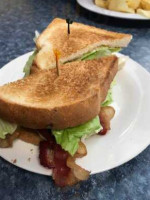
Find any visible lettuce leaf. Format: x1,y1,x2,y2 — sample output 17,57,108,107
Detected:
23,50,38,77
81,47,121,61
101,88,113,107
101,80,116,107
0,118,17,139
23,31,39,77
33,30,40,43
52,116,102,156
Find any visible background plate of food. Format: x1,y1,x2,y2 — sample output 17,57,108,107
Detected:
77,0,150,20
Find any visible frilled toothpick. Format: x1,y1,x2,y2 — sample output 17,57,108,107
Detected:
66,18,73,34
53,49,61,76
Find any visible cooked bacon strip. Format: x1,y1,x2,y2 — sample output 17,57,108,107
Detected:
53,169,78,187
0,131,20,148
38,130,89,187
67,156,90,181
39,141,55,168
38,129,53,141
74,141,87,158
18,128,43,146
0,127,44,148
99,106,115,135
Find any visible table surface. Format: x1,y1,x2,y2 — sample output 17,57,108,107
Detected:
0,0,150,200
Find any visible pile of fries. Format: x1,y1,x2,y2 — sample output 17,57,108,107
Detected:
95,0,150,18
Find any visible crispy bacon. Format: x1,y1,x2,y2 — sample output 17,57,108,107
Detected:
53,169,78,187
38,129,55,146
0,131,20,148
52,145,71,187
39,141,55,168
74,141,87,158
99,106,115,135
39,130,89,187
53,145,69,167
38,106,115,186
67,156,90,181
99,128,108,135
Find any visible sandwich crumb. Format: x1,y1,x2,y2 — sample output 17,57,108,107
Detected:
28,158,31,162
12,159,17,164
30,149,33,154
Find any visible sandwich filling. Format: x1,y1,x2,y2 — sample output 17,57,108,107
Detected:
80,46,121,61
23,46,121,76
52,116,101,156
0,82,115,140
0,119,17,139
52,80,115,156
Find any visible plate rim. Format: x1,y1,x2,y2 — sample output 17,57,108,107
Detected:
77,0,149,20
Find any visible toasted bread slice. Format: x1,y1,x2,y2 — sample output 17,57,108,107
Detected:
33,18,131,70
0,56,118,130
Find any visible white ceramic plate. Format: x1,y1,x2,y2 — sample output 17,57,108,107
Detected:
0,52,150,175
77,0,149,20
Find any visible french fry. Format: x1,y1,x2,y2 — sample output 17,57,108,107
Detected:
95,0,108,8
137,9,150,18
127,0,141,9
140,0,150,10
108,0,135,13
95,0,150,18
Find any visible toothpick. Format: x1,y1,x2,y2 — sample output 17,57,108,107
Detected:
66,18,73,35
53,49,61,76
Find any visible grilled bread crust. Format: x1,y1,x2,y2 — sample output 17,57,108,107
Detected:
0,56,118,130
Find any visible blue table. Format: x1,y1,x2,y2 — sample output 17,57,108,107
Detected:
0,1,150,199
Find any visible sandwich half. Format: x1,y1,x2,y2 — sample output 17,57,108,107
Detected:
0,56,118,186
26,18,132,74
0,56,118,130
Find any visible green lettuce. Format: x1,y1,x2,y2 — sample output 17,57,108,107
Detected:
101,88,113,107
23,31,40,77
101,80,116,107
81,47,121,61
0,118,17,139
33,30,40,43
52,116,102,156
23,50,38,77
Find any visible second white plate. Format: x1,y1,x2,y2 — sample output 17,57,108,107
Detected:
0,52,150,175
77,0,149,20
